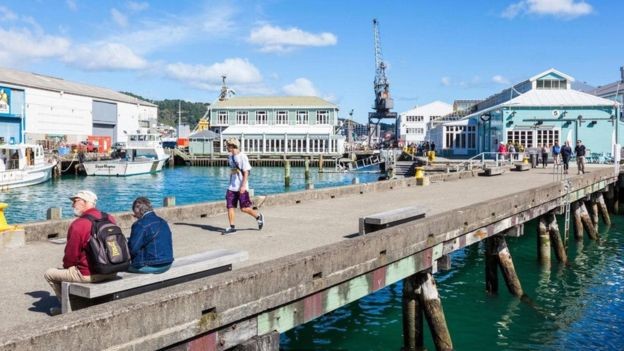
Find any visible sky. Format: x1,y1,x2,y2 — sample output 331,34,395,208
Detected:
1,0,623,123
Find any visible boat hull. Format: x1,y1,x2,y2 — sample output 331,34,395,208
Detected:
82,157,169,176
0,163,54,190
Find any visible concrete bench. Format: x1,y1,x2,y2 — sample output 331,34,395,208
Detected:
61,249,248,313
359,206,427,235
514,163,530,171
484,166,504,176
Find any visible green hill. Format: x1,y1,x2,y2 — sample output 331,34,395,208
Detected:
120,92,209,129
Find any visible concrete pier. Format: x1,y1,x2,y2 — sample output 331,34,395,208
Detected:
0,167,617,350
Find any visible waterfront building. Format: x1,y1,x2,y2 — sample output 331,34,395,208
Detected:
433,68,621,157
398,101,453,145
588,66,624,104
0,67,156,145
209,96,345,155
337,118,369,142
189,130,218,156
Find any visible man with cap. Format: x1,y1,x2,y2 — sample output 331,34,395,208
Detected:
223,138,264,234
574,140,587,175
43,190,117,315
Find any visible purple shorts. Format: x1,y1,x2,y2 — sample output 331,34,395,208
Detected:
226,190,253,209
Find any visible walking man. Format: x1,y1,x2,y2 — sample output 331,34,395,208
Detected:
574,140,586,174
43,190,117,315
223,138,264,234
561,141,572,175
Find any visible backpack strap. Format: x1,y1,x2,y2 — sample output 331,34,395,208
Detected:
81,212,110,237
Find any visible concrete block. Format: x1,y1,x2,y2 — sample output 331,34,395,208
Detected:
0,228,25,249
46,207,62,220
514,163,530,171
484,166,504,176
416,176,430,186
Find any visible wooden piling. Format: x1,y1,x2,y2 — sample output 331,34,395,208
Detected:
496,235,524,297
485,237,499,294
573,202,584,240
579,202,598,240
546,212,568,264
284,160,291,187
402,275,424,351
597,193,611,226
417,272,453,351
537,216,551,265
304,158,311,185
586,199,599,232
318,154,324,172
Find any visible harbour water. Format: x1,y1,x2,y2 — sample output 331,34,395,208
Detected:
0,166,379,224
282,216,624,350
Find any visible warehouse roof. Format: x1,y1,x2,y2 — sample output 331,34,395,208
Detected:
211,96,337,109
0,67,156,107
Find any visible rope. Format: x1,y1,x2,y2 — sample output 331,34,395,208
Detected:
59,152,78,173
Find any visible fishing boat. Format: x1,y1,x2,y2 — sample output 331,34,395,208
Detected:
0,144,56,189
82,134,169,176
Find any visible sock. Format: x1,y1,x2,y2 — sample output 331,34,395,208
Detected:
230,225,235,229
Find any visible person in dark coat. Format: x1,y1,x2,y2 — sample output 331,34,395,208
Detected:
128,197,174,274
560,141,573,174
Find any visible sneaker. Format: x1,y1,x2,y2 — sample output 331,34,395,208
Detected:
49,307,62,316
257,213,264,230
222,227,237,235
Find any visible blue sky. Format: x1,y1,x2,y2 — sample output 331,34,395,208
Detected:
1,0,622,123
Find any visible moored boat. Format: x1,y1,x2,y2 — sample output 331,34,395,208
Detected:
0,144,56,190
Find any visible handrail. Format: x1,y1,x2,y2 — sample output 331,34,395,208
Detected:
454,152,526,172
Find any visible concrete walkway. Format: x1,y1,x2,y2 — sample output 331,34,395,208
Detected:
0,165,609,331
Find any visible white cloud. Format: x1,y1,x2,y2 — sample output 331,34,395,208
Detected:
127,1,149,12
0,6,17,21
0,27,70,65
282,78,319,96
441,77,452,86
111,8,128,28
66,0,77,11
249,24,337,53
492,75,510,84
502,0,593,19
64,43,147,71
165,58,262,87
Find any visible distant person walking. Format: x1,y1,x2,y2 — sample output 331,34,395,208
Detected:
574,140,586,175
223,138,264,235
561,141,572,174
540,144,549,168
552,141,561,167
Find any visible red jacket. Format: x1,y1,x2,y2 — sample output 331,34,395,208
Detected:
63,208,115,276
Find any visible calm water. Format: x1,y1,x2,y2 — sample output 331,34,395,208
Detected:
0,166,380,224
282,217,624,350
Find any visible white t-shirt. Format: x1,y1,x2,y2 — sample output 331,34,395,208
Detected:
228,152,252,191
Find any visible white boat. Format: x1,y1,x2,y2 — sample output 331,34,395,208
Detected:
0,144,56,190
82,134,170,176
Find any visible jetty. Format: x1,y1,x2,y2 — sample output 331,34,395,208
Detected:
0,165,620,350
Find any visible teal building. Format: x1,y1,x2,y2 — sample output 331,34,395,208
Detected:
434,69,621,157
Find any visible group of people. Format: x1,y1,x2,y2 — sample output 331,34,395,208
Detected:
404,141,436,156
44,137,264,315
521,140,587,175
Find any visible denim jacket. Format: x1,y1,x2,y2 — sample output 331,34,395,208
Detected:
128,212,174,268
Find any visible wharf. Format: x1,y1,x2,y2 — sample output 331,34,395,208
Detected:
0,165,619,350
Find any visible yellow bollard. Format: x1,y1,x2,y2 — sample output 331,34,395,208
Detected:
415,167,425,179
523,156,529,164
0,203,18,232
427,151,436,162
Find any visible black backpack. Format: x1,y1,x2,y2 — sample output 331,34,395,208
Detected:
83,212,131,274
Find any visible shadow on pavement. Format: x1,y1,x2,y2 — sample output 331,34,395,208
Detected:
25,291,58,314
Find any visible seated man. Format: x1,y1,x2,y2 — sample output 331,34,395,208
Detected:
128,197,174,274
44,190,117,315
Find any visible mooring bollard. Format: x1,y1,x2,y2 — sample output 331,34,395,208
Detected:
0,203,24,248
284,160,291,187
163,196,176,207
47,207,62,220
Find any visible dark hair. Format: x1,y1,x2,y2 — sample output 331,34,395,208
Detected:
132,197,153,217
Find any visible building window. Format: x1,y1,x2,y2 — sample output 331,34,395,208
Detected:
236,111,248,124
406,128,424,134
536,79,566,90
218,111,228,125
297,111,308,124
406,115,424,122
256,111,267,125
536,129,559,147
277,111,288,124
317,111,329,124
507,130,534,148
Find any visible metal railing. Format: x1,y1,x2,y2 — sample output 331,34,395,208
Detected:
452,152,525,172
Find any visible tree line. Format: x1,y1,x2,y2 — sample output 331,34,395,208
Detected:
120,92,209,129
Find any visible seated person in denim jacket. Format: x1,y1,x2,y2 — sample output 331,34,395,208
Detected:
128,197,174,274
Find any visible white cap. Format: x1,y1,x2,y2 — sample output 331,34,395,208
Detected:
69,190,97,204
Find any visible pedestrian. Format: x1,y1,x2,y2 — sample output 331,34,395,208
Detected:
498,142,507,161
223,138,264,235
574,140,586,174
552,141,561,167
508,143,516,161
128,197,174,274
541,144,549,168
43,190,117,315
561,141,572,174
430,142,436,152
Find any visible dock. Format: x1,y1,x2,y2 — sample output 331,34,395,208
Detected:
0,166,620,350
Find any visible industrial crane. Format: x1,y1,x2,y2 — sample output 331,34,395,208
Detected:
368,18,397,147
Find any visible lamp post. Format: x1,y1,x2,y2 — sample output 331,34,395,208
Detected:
480,113,491,152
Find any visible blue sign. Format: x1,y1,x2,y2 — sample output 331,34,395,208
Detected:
0,86,10,115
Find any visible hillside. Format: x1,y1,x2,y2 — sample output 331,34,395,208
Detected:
120,92,209,128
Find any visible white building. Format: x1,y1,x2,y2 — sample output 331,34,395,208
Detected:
398,101,453,145
0,67,156,145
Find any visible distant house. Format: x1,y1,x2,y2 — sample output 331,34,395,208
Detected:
432,68,621,157
209,96,345,155
398,101,453,145
189,130,218,156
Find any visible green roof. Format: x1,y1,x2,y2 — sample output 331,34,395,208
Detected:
212,96,337,109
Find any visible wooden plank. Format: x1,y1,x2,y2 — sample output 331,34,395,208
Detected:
69,249,248,298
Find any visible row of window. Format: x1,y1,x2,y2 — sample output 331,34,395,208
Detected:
536,79,566,90
220,137,339,154
405,115,424,122
444,125,477,149
217,110,331,125
406,128,424,134
506,129,560,148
